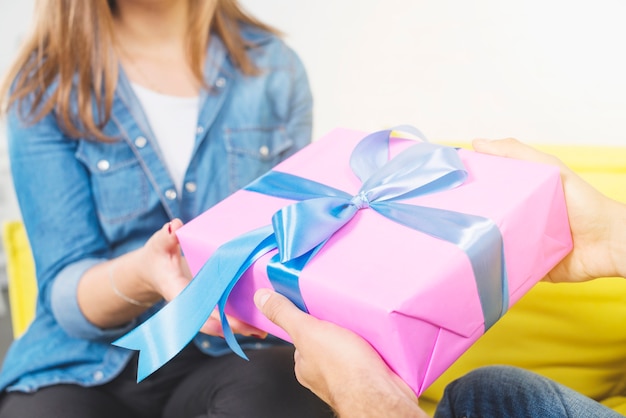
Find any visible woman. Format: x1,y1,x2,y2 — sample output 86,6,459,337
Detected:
0,1,332,417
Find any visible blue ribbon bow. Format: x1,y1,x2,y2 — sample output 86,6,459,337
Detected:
114,127,509,382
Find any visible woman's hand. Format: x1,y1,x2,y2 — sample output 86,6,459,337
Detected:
138,219,192,302
140,219,266,338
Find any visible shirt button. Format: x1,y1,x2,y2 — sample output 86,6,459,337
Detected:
259,145,270,157
165,189,177,200
215,77,226,88
196,126,204,135
201,341,211,349
96,160,110,171
185,182,197,193
134,136,147,148
93,370,104,381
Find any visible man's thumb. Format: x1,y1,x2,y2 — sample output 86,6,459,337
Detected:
254,288,304,336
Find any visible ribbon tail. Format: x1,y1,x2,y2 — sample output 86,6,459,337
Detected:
113,225,276,382
216,232,278,359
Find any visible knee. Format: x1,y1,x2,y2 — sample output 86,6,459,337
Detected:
435,366,548,418
443,365,541,402
455,365,533,387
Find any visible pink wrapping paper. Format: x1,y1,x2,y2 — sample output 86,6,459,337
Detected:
176,128,572,395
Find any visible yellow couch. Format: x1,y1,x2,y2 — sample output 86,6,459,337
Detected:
419,144,626,415
2,220,36,339
2,144,626,415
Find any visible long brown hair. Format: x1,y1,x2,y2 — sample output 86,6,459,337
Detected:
0,0,278,141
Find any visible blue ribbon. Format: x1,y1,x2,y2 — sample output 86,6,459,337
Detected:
114,127,509,382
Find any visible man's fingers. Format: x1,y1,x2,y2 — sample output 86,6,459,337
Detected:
199,317,225,337
473,138,580,193
472,138,562,168
254,288,308,339
473,137,530,158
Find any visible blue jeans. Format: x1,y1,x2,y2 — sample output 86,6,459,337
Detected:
434,366,622,418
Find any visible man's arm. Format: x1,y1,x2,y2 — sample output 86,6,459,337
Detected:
254,289,429,418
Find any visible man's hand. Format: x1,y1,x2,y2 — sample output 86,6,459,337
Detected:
254,289,428,418
473,138,626,282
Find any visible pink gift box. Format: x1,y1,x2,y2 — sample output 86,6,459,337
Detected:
176,128,572,395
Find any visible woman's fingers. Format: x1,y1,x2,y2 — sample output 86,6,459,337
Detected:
198,309,267,339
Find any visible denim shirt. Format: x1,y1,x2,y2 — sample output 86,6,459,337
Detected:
0,26,313,393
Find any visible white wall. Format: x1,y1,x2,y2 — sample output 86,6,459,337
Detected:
0,1,34,223
241,0,626,145
1,0,625,223
0,1,35,285
0,0,624,284
2,1,625,148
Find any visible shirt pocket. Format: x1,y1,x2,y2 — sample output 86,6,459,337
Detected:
224,125,294,191
76,140,151,224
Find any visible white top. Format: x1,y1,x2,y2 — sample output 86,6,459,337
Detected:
131,82,200,194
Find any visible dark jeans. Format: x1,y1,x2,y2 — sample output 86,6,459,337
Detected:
0,344,333,418
434,365,622,418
